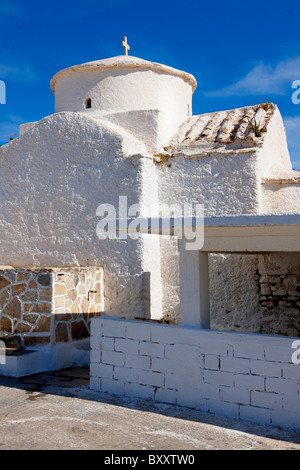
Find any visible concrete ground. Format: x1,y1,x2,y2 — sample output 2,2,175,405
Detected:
0,367,299,450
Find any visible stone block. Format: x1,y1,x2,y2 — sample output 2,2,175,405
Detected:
204,354,220,370
220,386,250,405
154,387,177,405
265,377,298,395
271,409,300,429
126,322,151,341
21,290,38,302
138,370,164,387
90,362,113,379
282,363,300,380
220,357,251,374
89,376,101,391
37,273,51,287
55,284,66,295
3,297,21,319
239,405,271,425
0,276,11,291
233,342,265,360
55,323,69,343
102,350,125,367
14,322,31,333
99,336,115,351
33,315,51,333
101,378,125,396
23,314,39,324
0,316,13,332
17,272,32,283
102,320,126,338
125,353,150,370
0,290,10,307
31,303,52,313
208,399,239,420
114,366,139,383
203,369,234,387
250,360,282,378
11,283,27,296
264,344,294,363
39,288,52,302
151,357,175,374
139,341,164,358
251,390,283,409
115,338,139,355
234,374,265,391
125,382,154,400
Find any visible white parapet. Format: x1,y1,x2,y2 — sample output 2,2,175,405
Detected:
90,316,300,430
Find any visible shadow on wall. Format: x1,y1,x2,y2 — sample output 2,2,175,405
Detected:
209,253,300,337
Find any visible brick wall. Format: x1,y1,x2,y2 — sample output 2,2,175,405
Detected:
90,316,300,429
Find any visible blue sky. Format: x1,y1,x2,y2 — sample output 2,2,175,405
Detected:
0,0,300,169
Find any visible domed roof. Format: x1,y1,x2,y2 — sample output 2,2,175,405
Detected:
50,55,197,94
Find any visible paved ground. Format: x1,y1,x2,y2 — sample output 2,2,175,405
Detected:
0,367,299,451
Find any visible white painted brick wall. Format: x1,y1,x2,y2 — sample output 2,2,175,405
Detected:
90,316,300,430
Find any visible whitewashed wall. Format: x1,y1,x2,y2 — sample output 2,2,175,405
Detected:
90,316,300,429
0,112,162,319
51,56,195,151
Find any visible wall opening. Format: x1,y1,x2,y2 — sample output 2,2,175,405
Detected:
85,97,92,109
208,252,300,337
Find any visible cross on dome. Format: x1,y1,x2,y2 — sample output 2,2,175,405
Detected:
122,36,130,56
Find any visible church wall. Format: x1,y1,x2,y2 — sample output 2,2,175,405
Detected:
54,68,192,147
55,67,192,113
0,112,161,321
155,152,261,325
155,148,300,336
261,183,300,214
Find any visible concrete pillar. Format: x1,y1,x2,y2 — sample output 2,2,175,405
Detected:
178,239,210,328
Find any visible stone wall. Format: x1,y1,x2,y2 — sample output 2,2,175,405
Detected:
258,254,300,337
0,267,104,347
207,253,300,337
90,316,300,429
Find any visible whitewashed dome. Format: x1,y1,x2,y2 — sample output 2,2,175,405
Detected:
50,55,197,118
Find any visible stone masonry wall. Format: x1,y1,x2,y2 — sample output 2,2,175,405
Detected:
53,268,104,344
0,267,104,347
258,254,300,337
90,316,300,429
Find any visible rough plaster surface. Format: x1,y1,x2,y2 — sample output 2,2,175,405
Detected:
52,56,195,151
0,112,162,319
209,254,262,333
155,151,260,324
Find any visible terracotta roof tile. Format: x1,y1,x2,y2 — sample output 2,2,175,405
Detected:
168,104,276,154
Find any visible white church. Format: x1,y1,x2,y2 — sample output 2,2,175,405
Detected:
0,38,300,428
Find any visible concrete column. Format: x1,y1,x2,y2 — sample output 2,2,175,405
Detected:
178,239,210,328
